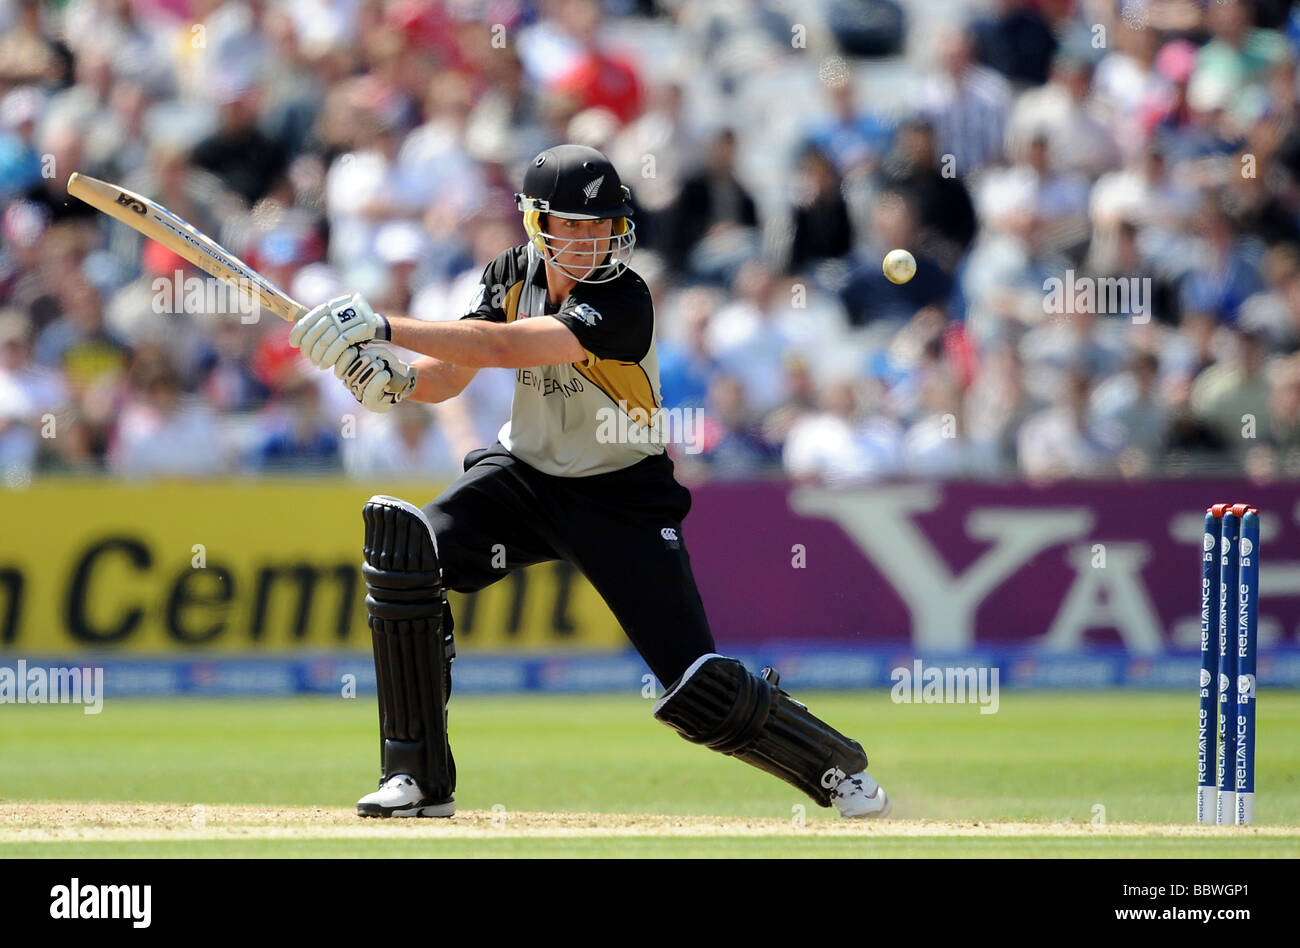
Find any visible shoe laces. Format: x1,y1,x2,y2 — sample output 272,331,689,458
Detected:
831,775,867,799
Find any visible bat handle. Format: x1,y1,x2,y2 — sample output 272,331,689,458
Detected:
385,356,417,396
344,345,418,407
370,317,416,401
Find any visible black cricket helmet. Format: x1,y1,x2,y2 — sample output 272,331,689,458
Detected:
516,144,636,283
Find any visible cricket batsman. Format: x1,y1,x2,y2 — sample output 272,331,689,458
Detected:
289,144,891,820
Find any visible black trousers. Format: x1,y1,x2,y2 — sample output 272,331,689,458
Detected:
421,444,717,685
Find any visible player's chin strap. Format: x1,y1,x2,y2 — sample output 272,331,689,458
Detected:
521,243,543,319
362,495,456,801
653,654,869,807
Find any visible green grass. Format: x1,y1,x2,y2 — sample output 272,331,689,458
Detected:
9,837,1300,858
3,691,1299,856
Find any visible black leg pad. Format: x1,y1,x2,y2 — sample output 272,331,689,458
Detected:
364,495,455,801
653,654,868,807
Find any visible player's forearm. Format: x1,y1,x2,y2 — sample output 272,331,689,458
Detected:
409,356,475,404
387,316,508,368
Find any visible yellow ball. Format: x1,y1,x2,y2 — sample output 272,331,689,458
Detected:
882,248,917,285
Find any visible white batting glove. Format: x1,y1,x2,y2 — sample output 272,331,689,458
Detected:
289,292,390,370
338,348,418,413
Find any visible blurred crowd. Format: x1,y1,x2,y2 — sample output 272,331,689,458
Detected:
4,0,1300,484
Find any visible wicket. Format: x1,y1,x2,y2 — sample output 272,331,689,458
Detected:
1198,503,1259,825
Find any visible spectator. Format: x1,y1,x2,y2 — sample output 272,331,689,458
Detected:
257,9,336,160
610,82,702,254
784,379,903,485
0,86,43,200
707,262,794,417
547,0,643,125
0,0,60,87
1237,244,1300,350
61,0,172,96
190,78,289,206
876,118,977,268
324,85,417,270
965,339,1036,475
200,320,271,415
109,357,226,477
805,76,895,177
344,400,466,479
1088,146,1199,289
1017,369,1112,479
4,206,60,323
0,308,65,475
1005,51,1122,180
255,374,343,473
1190,328,1273,451
787,145,853,275
44,41,117,170
684,375,779,479
1016,134,1090,240
464,49,551,172
1179,201,1265,326
1090,350,1170,463
34,278,129,386
105,241,214,376
878,306,955,422
22,120,96,224
902,372,973,479
396,72,485,211
669,128,758,279
1138,39,1198,149
921,28,1012,177
839,192,952,326
972,0,1058,87
1092,22,1165,155
1190,0,1288,131
1019,310,1126,405
760,355,818,453
1267,353,1300,464
658,287,718,413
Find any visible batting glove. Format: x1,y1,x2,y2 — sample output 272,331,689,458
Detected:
338,348,418,413
289,292,390,371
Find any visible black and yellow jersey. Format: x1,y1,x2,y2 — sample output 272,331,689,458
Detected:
460,243,664,476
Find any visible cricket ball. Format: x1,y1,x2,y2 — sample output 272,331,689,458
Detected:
882,248,917,285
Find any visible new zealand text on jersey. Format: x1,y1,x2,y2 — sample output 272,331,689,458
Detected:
516,368,585,397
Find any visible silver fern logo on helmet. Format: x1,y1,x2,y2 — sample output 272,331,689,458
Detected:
582,176,604,201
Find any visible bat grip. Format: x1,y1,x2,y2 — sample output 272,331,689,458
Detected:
343,343,418,407
383,353,416,392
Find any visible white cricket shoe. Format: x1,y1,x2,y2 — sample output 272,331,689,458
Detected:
830,771,891,819
357,775,456,818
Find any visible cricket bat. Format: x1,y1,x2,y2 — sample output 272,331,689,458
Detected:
66,172,412,387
